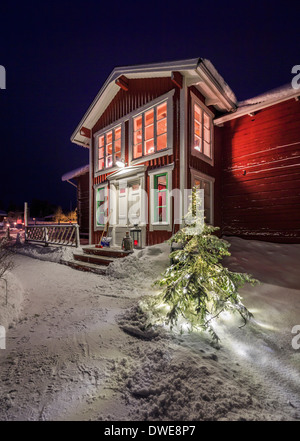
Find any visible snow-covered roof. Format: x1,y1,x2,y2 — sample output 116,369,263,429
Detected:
71,58,237,147
61,164,89,182
215,83,300,125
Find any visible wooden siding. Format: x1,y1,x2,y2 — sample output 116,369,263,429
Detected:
221,97,300,243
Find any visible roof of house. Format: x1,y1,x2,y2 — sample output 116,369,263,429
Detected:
215,83,300,125
0,210,7,216
61,164,89,182
71,58,238,147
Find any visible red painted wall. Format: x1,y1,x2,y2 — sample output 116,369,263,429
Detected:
221,98,300,243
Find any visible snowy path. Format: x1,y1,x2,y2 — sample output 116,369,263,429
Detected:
0,239,299,421
0,254,138,420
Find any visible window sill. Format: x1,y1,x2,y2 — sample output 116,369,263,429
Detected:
191,150,214,166
94,165,119,177
130,148,173,166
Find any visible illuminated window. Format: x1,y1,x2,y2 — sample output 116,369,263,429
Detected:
96,186,107,226
192,101,212,162
97,125,122,171
193,176,213,224
154,173,168,223
133,101,168,159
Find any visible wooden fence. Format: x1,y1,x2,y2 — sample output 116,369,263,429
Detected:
25,224,80,247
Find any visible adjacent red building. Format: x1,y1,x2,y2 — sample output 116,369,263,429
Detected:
67,58,300,245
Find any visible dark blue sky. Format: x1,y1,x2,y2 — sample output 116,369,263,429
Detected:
0,1,299,211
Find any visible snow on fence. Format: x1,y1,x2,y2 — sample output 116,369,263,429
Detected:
25,224,80,248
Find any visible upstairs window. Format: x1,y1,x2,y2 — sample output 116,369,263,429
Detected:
97,125,122,171
133,101,168,160
192,94,213,164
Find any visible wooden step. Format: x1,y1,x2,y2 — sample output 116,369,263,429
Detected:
73,252,114,266
60,259,107,275
82,246,133,259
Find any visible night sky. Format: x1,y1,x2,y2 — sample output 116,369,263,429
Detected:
0,1,299,213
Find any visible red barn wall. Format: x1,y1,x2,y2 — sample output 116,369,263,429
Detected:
221,98,300,243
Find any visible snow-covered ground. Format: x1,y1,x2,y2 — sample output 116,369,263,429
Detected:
0,237,299,421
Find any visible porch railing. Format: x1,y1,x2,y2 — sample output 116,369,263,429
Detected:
25,224,80,248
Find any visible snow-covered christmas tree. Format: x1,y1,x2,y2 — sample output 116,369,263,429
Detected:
154,187,257,341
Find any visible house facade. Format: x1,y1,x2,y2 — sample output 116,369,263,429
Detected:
70,58,300,246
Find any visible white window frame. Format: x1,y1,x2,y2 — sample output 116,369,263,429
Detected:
94,120,125,177
190,168,215,225
191,91,214,166
148,163,174,231
129,90,174,165
94,182,109,231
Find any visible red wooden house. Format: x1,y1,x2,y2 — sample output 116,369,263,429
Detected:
69,58,300,246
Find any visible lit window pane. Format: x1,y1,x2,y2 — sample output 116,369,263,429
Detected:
158,191,166,207
195,121,201,137
157,133,167,151
115,138,121,153
107,143,113,155
145,109,154,126
134,143,142,158
157,118,167,136
115,126,121,140
204,112,210,129
106,155,113,168
204,127,210,143
106,131,112,144
194,179,201,189
99,135,104,147
203,141,211,157
157,102,167,121
98,158,104,170
99,147,104,158
194,104,201,123
145,124,154,141
134,130,142,145
157,175,166,189
145,139,155,155
194,136,201,152
158,207,167,222
134,116,142,131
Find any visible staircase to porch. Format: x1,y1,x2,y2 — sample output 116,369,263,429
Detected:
61,246,133,274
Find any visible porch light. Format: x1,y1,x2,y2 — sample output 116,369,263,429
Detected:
116,158,126,168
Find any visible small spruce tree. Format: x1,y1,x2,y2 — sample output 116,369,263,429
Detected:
154,188,257,341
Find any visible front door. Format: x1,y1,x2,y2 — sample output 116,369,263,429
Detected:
118,180,141,226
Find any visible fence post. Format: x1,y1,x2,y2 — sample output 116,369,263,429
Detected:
75,224,80,248
44,226,49,247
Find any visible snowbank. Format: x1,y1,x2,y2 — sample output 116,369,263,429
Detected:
11,242,75,264
0,270,24,330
